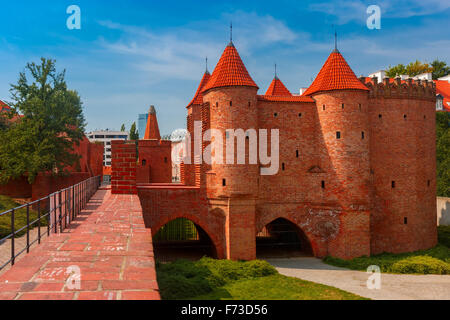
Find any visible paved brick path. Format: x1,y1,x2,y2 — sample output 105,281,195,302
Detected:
0,189,160,300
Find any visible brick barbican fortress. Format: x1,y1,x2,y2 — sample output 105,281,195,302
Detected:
111,39,437,260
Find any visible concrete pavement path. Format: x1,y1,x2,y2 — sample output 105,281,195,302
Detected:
267,257,450,300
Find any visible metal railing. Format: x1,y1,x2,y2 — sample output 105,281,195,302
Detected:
0,175,101,270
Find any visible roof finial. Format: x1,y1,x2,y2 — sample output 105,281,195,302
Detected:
274,63,278,79
205,57,209,74
230,22,233,42
333,25,339,53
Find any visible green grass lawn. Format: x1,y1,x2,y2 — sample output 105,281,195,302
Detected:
156,257,366,300
324,226,450,275
0,195,45,239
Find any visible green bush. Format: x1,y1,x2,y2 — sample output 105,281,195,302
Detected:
156,257,277,300
390,256,450,275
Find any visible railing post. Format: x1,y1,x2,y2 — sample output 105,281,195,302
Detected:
38,200,41,244
72,186,75,220
26,204,30,253
11,209,15,266
59,191,63,233
53,193,57,234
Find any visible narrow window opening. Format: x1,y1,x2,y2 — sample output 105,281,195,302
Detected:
248,101,251,107
379,114,382,119
424,115,426,119
342,103,344,109
216,102,218,108
323,105,325,111
164,157,168,163
359,103,362,110
298,113,302,117
404,114,407,119
274,112,278,117
142,159,146,166
222,179,226,186
230,101,232,107
404,217,408,225
321,180,325,189
296,150,299,158
282,163,285,171
392,181,396,188
362,131,365,139
427,180,431,187
336,131,341,139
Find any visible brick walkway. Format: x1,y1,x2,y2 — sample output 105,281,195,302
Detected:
0,189,160,300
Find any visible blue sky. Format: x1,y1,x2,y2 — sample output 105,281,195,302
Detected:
0,0,449,135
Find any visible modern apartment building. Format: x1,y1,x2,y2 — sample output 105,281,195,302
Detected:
87,130,129,166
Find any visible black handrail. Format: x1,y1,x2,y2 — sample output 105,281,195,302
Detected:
0,175,101,270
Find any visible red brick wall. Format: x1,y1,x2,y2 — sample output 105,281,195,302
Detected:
0,176,32,198
369,88,437,254
111,141,137,194
137,140,171,183
31,172,91,201
137,185,226,259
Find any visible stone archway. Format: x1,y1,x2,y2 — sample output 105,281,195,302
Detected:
151,213,225,260
256,217,313,258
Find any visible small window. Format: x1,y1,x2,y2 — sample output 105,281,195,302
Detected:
298,113,302,117
142,159,146,166
323,105,326,111
222,179,226,186
248,101,251,107
427,180,431,187
424,115,426,119
216,102,218,108
230,101,232,106
296,150,299,158
274,112,278,117
379,114,382,119
392,181,396,188
404,217,408,225
404,114,407,119
342,103,344,109
359,103,362,110
282,163,285,171
362,131,365,139
164,157,168,163
321,180,325,189
336,131,341,139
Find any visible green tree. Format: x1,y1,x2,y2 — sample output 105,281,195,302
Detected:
120,123,126,132
0,58,86,184
129,122,139,140
431,59,450,80
386,64,407,78
437,112,450,197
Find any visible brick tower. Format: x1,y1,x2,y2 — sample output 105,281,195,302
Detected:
201,40,259,260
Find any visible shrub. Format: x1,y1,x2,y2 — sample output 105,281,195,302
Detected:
390,256,450,275
156,257,278,300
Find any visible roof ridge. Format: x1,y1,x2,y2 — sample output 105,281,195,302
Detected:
187,71,211,107
265,77,292,96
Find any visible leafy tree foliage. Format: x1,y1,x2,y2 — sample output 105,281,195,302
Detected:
386,60,433,78
386,59,449,80
129,122,139,140
0,58,86,184
431,60,450,80
120,123,126,132
437,112,450,197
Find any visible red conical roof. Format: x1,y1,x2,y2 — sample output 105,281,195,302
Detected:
144,105,161,140
0,100,10,112
302,50,369,96
265,77,292,96
202,43,258,92
187,71,211,107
